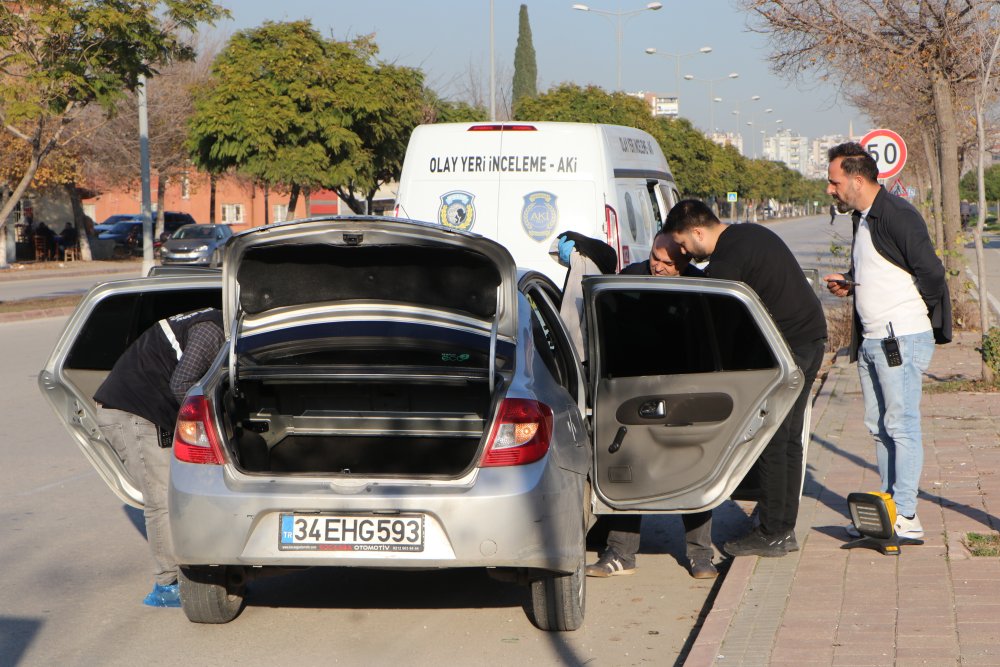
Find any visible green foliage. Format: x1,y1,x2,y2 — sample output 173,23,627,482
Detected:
0,1,228,121
433,99,488,123
512,4,537,108
984,327,1000,376
959,164,1000,202
187,21,425,211
514,83,656,131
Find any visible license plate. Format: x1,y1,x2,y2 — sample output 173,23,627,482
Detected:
279,514,424,552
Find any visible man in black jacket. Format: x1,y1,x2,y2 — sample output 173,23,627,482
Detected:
581,231,719,580
823,142,950,540
93,307,224,607
665,200,827,558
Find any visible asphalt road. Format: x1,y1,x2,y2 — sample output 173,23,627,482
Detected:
2,316,750,667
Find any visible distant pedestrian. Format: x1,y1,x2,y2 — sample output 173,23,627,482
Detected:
829,203,837,225
664,200,827,558
823,142,951,540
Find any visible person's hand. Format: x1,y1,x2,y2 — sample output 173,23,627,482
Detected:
823,273,852,297
557,235,576,266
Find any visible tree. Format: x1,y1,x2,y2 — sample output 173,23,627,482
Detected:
512,4,537,109
0,0,227,267
82,52,215,239
740,0,1000,296
189,22,426,215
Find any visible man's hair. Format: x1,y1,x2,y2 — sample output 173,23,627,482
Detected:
828,142,879,182
662,199,720,234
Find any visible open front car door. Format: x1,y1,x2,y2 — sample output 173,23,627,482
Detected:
585,275,804,513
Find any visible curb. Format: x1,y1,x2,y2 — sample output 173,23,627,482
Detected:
683,354,841,666
0,306,77,323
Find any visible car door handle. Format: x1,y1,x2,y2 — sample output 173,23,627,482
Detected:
608,426,627,454
638,400,666,419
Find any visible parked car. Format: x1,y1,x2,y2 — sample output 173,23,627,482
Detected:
99,214,197,257
160,224,233,267
39,217,804,630
94,213,140,234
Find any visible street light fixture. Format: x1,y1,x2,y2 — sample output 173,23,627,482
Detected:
644,45,712,98
744,106,772,158
573,2,663,90
730,95,760,153
683,72,739,132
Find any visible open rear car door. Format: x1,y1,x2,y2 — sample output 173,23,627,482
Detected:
585,275,804,513
38,276,222,507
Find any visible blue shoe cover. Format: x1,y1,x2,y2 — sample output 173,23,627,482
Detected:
143,583,181,608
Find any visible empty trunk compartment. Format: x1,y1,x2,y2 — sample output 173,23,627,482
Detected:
224,377,493,476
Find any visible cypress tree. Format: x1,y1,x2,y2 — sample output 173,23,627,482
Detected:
512,4,537,109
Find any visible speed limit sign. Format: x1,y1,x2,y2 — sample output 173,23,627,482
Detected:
860,128,907,180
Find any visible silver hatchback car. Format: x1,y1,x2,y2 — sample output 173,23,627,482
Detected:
40,216,803,631
159,223,233,267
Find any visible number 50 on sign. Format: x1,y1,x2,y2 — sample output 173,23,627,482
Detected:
860,128,907,180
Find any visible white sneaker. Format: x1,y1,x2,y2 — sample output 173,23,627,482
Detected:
895,514,924,539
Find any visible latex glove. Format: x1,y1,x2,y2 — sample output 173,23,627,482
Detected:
557,236,576,266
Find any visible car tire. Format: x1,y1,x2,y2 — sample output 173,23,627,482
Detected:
178,566,246,624
530,504,586,631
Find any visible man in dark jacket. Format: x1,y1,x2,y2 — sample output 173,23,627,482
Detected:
823,142,950,540
579,231,719,580
93,307,224,607
665,200,827,558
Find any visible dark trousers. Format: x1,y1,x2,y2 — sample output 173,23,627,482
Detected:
756,338,826,536
604,511,714,566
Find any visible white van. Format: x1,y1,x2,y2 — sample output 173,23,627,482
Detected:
394,122,680,283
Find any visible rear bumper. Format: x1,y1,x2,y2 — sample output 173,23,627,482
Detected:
169,457,585,574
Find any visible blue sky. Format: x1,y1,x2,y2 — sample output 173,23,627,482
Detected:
214,0,867,147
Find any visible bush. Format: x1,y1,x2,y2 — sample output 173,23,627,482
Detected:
984,327,1000,376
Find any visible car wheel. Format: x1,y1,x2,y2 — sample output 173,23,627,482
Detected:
178,566,246,624
530,509,586,631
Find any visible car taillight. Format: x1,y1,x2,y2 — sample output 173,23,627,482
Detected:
173,395,225,465
605,205,622,271
481,399,553,467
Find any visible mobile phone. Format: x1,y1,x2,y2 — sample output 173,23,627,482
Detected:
884,323,902,367
833,278,858,287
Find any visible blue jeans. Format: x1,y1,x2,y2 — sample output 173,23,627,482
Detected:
857,330,935,517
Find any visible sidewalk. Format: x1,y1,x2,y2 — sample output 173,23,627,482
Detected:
688,331,1000,667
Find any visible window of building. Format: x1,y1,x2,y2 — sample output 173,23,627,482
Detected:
221,204,244,224
180,173,191,200
273,204,289,222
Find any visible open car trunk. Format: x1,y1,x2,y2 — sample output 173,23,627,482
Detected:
217,217,520,478
224,370,494,476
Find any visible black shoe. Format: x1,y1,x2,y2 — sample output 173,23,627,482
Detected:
585,550,636,577
723,528,788,557
780,530,799,552
689,557,718,579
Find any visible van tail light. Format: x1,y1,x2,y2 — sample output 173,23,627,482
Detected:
605,205,623,272
481,399,553,467
173,395,225,465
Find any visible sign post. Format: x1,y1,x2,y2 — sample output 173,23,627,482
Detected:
727,191,738,223
860,128,907,182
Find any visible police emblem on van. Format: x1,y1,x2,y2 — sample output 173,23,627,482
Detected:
521,191,558,241
438,191,476,231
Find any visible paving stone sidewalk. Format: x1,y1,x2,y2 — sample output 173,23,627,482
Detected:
688,331,1000,667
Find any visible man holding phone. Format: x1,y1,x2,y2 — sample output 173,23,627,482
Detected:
823,142,951,540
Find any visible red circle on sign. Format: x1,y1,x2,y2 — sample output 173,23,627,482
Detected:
860,129,907,180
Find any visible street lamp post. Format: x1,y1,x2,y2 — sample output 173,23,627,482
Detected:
730,95,760,154
744,106,772,158
644,46,712,98
572,2,663,90
683,72,739,132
